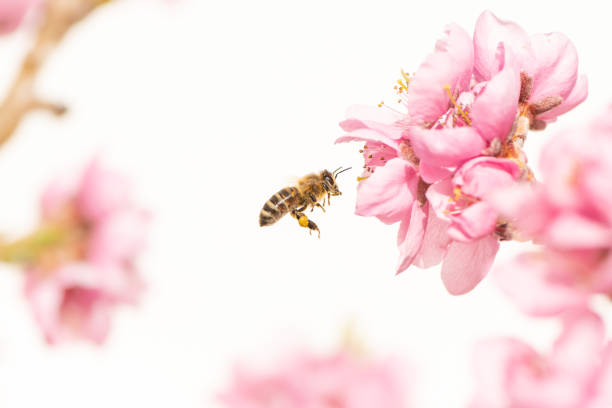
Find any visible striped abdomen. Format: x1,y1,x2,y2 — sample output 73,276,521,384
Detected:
259,187,302,226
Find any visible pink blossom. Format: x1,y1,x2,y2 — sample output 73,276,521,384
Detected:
491,107,612,315
404,25,521,181
428,157,521,242
336,105,417,225
337,11,586,295
219,349,410,408
24,159,149,345
473,10,587,124
470,310,612,408
397,157,519,294
0,0,38,34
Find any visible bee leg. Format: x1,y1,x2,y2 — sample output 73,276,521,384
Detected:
309,193,318,212
291,210,321,238
307,219,320,238
314,202,326,213
327,193,331,206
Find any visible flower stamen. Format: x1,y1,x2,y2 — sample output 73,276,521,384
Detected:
443,84,472,126
453,186,462,201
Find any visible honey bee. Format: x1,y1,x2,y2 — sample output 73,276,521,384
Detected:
259,167,351,237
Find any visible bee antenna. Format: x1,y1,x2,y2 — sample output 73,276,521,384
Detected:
332,166,343,176
334,167,352,178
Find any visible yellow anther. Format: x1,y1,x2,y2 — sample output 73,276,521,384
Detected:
453,186,462,201
394,70,411,95
298,215,309,227
356,176,369,182
377,101,385,108
401,69,411,83
443,85,472,126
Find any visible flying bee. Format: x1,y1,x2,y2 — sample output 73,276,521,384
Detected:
259,167,351,238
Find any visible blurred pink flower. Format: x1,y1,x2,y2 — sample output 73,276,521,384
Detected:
470,310,611,408
0,0,38,34
220,349,410,408
491,107,612,315
24,159,149,345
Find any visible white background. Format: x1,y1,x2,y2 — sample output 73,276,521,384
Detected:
0,0,610,407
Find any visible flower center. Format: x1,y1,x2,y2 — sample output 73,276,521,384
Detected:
442,84,472,126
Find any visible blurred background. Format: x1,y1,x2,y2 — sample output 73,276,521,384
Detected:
0,0,609,406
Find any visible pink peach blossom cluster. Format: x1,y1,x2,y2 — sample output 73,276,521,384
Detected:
468,102,612,406
23,159,149,345
219,348,410,408
492,106,612,316
337,10,587,295
470,310,612,408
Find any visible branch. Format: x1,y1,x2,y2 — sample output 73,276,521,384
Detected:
0,0,111,148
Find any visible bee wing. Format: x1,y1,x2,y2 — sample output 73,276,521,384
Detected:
285,175,300,185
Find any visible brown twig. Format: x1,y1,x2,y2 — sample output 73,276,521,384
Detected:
0,0,111,148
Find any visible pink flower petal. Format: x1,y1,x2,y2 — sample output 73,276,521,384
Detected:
486,183,552,240
339,106,404,140
529,32,579,102
578,135,612,224
81,298,112,345
419,161,453,184
494,253,588,316
87,208,150,264
471,65,520,142
24,272,64,345
588,344,612,408
0,0,35,34
538,75,588,122
589,255,612,294
396,203,427,274
545,213,612,250
77,159,133,222
469,338,536,408
441,235,499,295
448,202,498,242
355,158,417,224
552,310,605,383
453,157,521,199
413,205,451,268
404,24,473,124
425,178,453,221
408,126,485,167
473,10,534,81
336,129,400,151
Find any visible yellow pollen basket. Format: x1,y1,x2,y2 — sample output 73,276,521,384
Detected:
443,84,472,126
298,215,309,227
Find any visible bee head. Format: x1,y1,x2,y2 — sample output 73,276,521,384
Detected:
322,167,351,196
